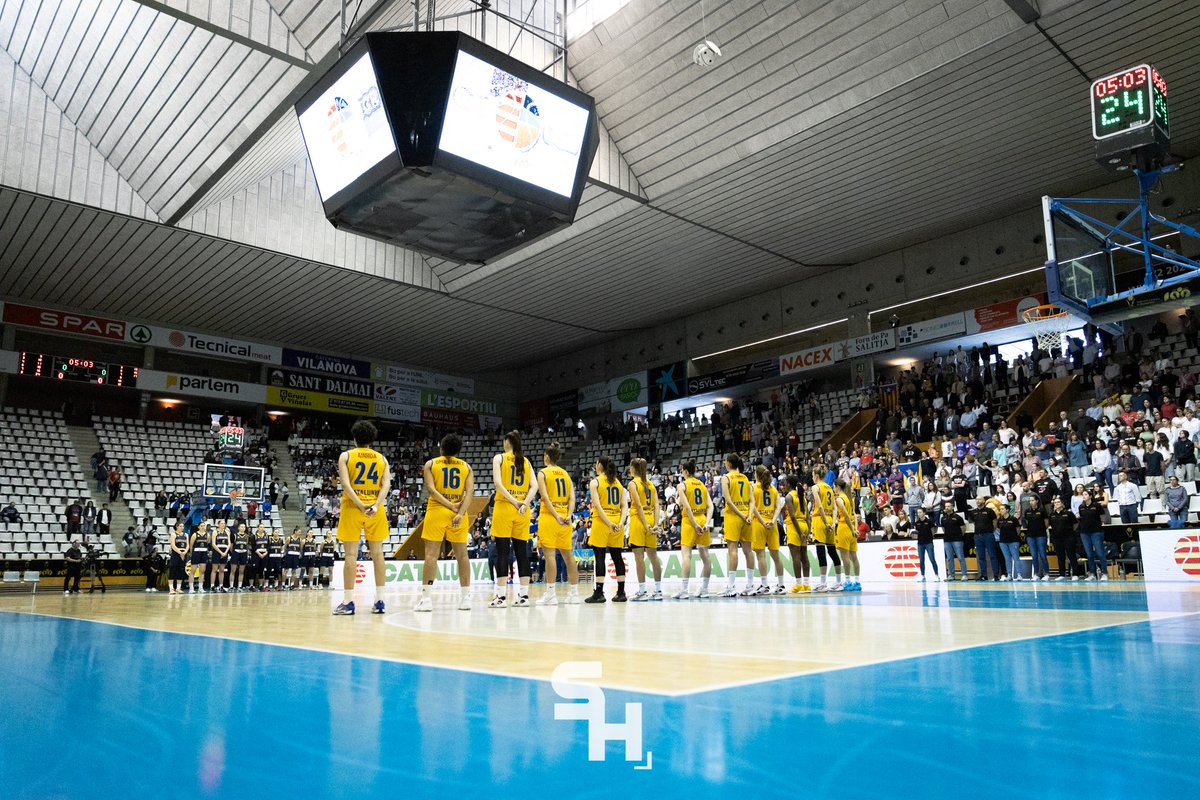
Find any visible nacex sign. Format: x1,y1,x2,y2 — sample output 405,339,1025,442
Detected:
1,302,126,341
779,345,835,375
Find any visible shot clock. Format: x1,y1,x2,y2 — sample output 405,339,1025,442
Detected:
1092,64,1170,169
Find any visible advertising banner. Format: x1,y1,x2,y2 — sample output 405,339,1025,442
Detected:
779,343,837,376
375,401,421,423
966,294,1046,334
268,367,373,399
373,384,421,405
331,557,497,590
138,370,268,403
576,380,609,412
649,361,688,403
895,313,967,347
687,358,779,396
266,386,373,416
2,302,127,340
1138,530,1200,582
547,389,578,423
125,322,282,364
420,389,499,416
520,398,550,428
282,348,372,379
609,371,648,412
839,330,895,359
372,363,474,394
420,406,479,428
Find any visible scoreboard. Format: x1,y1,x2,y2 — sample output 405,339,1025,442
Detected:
18,352,139,387
1092,63,1170,169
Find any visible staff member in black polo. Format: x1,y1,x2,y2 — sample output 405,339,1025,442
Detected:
941,501,967,580
1048,497,1079,580
63,540,82,594
1077,489,1108,581
969,501,1000,581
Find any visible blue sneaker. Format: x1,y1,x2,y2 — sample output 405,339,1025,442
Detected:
372,600,385,615
333,601,355,616
853,582,863,592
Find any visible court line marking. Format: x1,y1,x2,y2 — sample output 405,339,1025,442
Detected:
0,607,671,693
676,609,1200,697
4,601,1196,698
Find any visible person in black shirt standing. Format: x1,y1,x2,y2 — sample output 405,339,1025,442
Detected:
1077,491,1108,581
1022,496,1050,581
63,541,82,594
996,505,1022,582
941,502,967,580
969,501,1000,580
912,508,939,582
1047,498,1079,580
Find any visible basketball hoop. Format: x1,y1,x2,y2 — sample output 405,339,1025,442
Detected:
227,489,244,506
1021,304,1074,354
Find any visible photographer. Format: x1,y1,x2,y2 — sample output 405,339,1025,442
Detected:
64,540,83,594
143,549,164,592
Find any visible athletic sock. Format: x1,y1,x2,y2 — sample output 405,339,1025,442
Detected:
343,590,354,604
375,587,383,603
702,576,710,592
655,580,662,593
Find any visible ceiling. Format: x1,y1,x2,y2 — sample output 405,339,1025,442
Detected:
0,0,1198,381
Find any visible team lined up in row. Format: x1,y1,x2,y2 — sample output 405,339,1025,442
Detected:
165,520,339,594
326,422,865,615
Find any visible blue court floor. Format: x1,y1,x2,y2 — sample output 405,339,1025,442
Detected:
2,585,1199,798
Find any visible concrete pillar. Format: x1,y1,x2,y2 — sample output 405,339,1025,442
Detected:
0,325,14,407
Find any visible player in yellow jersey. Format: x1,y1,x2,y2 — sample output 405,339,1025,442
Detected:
414,434,475,612
586,456,628,603
810,468,844,592
782,475,813,592
535,442,580,606
749,466,786,595
333,421,392,616
718,454,754,597
489,431,538,608
626,457,664,602
834,478,862,591
675,460,714,600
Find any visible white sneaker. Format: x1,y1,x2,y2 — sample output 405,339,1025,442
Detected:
512,594,530,607
828,583,845,592
1072,576,1081,581
1099,574,1109,582
144,588,151,593
720,587,739,598
1055,576,1067,581
772,584,786,594
650,591,664,601
695,589,712,599
1082,576,1094,582
457,593,472,611
488,594,508,608
414,596,433,612
629,589,649,602
1014,576,1024,582
537,591,558,606
672,590,691,600
1040,575,1049,582
564,590,581,605
814,584,829,592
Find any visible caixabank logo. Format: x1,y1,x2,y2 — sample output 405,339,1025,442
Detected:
1174,535,1200,576
884,544,920,578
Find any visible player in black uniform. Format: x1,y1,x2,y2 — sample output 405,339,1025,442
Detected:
230,523,250,591
283,527,303,590
168,522,189,594
190,522,211,593
211,520,231,592
319,531,337,588
251,525,269,591
301,531,319,589
266,529,285,590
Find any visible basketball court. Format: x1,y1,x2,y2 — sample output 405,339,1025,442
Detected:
3,582,1199,797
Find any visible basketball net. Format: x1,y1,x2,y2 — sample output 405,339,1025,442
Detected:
1021,304,1074,354
227,490,244,506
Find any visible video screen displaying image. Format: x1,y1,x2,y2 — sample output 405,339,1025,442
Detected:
438,51,590,197
297,53,397,201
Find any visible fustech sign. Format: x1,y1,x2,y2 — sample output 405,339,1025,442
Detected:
779,344,836,375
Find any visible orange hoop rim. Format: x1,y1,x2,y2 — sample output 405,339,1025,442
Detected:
1020,303,1071,323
